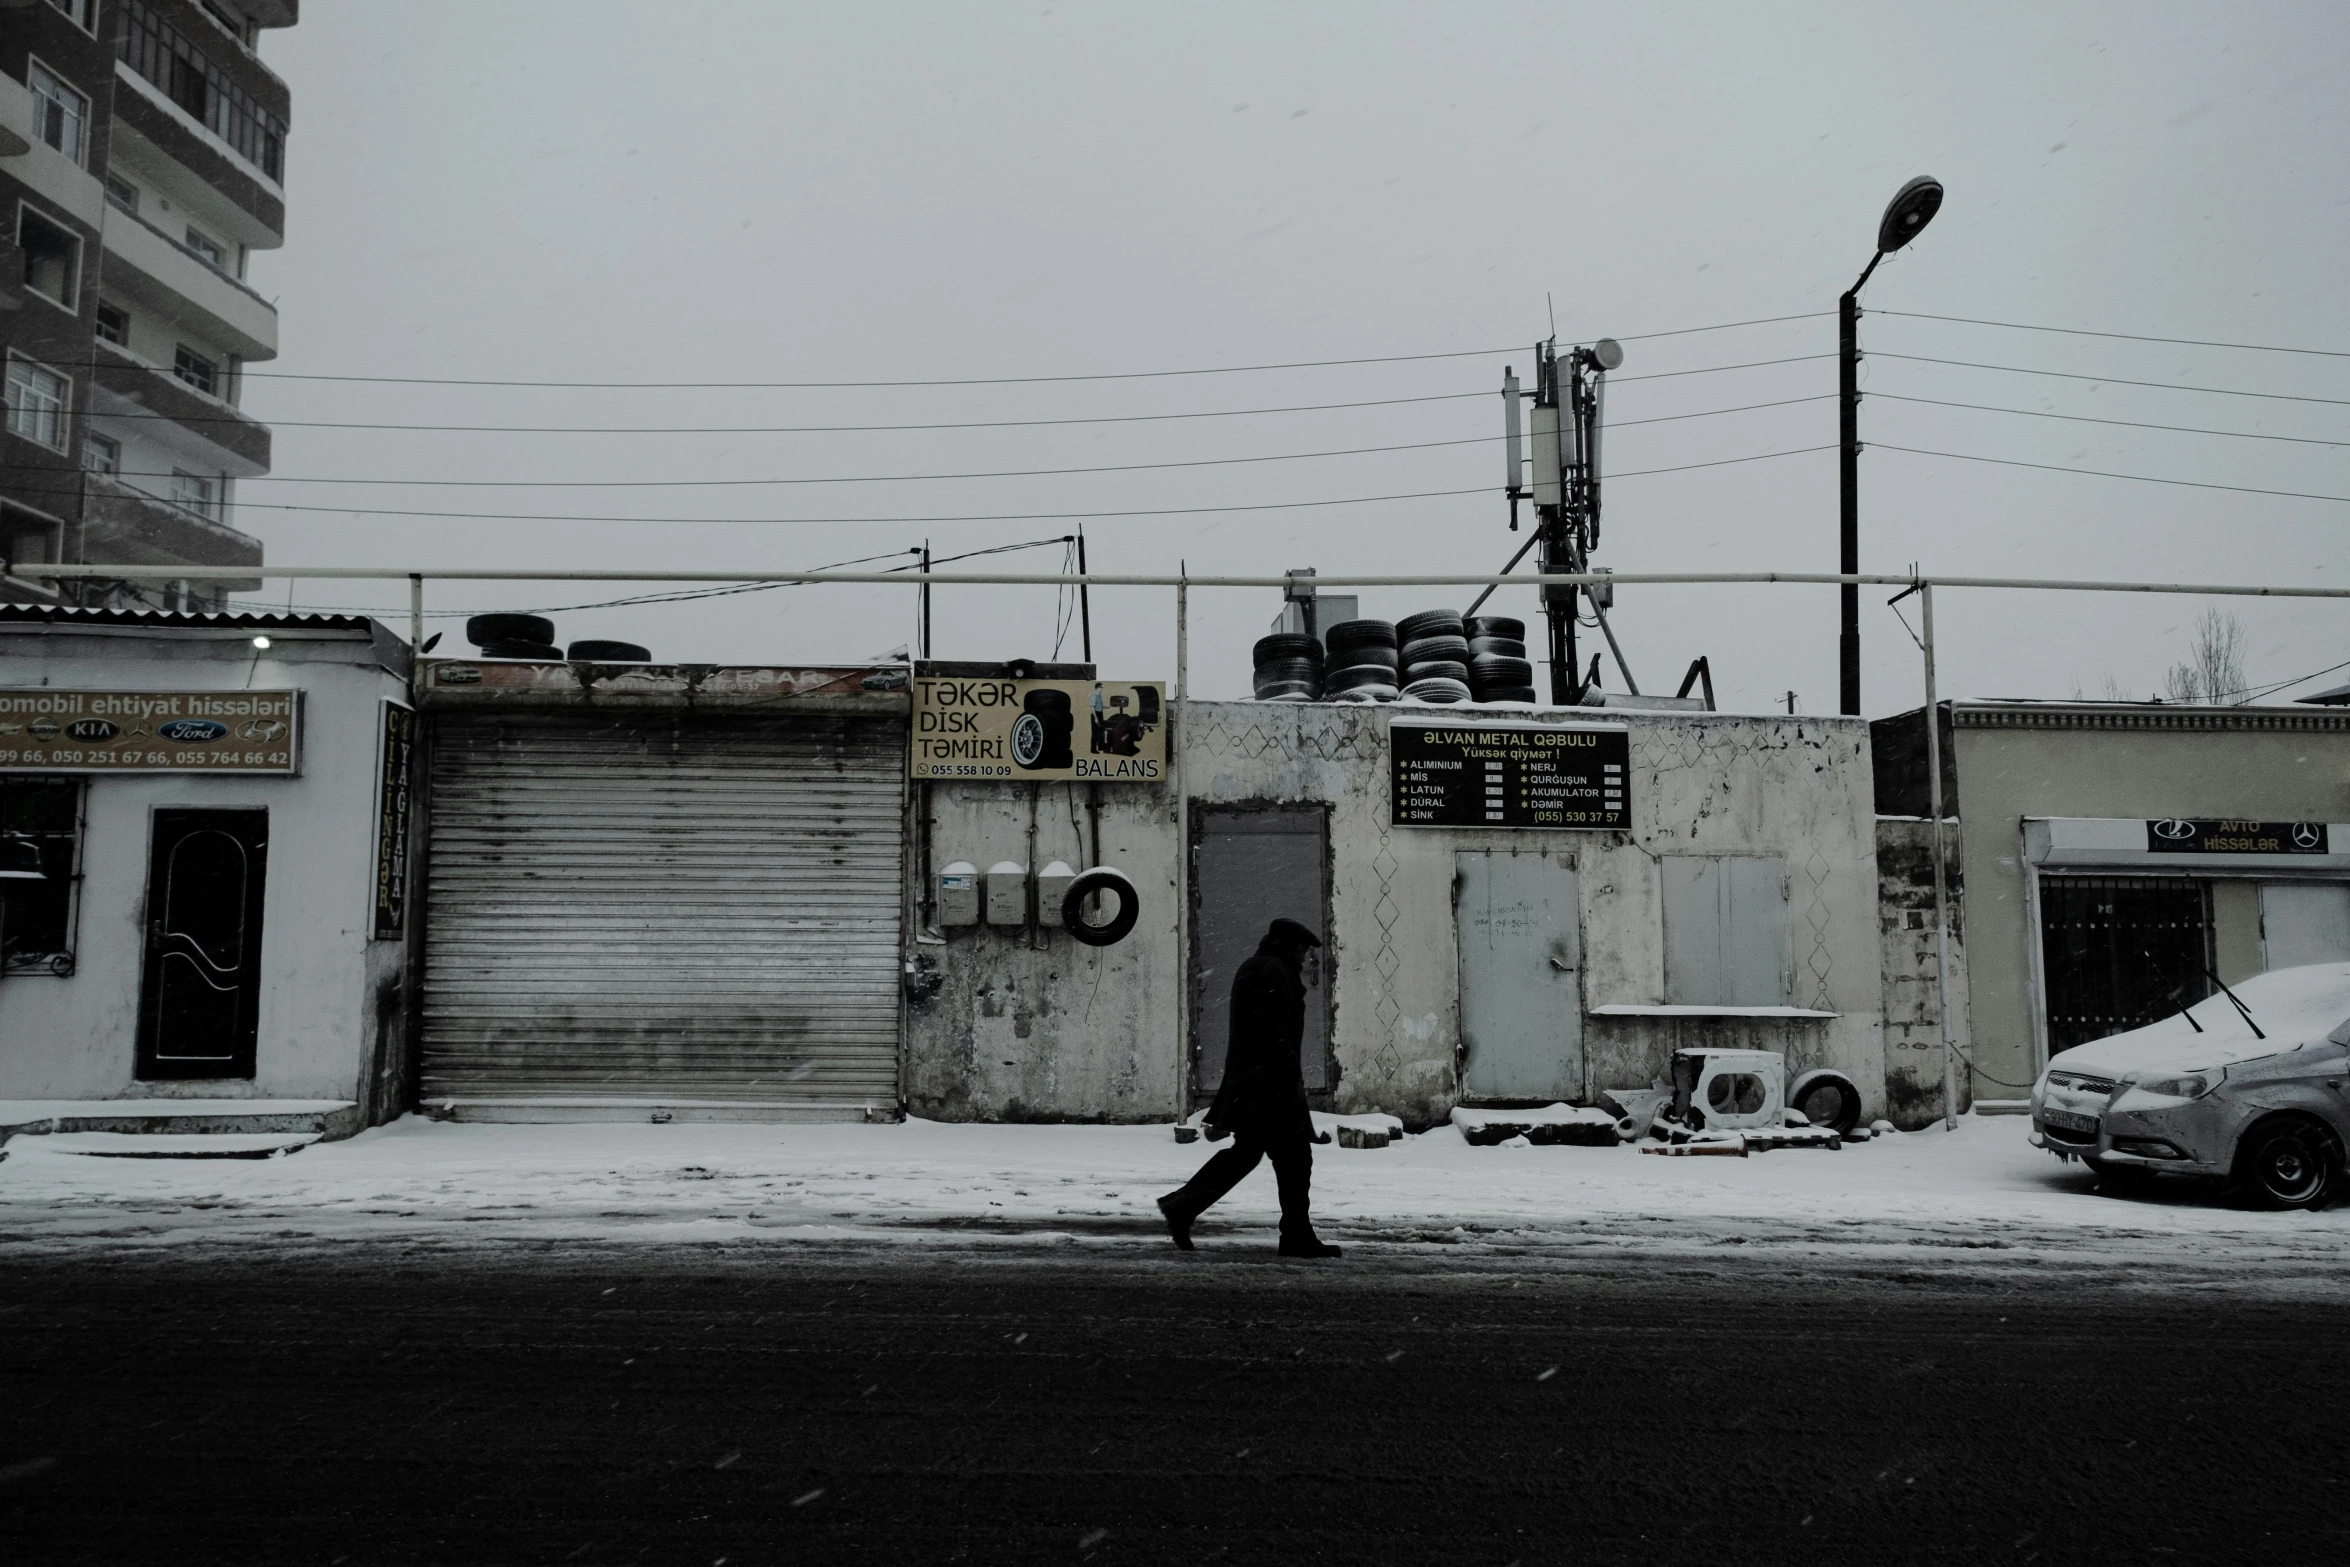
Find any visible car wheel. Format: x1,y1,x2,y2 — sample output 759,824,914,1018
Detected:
2235,1117,2339,1211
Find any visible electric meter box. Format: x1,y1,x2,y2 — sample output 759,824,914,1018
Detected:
938,861,980,927
985,861,1029,926
1036,861,1076,927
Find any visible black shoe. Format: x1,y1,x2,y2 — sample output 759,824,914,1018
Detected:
1277,1237,1344,1259
1156,1194,1194,1251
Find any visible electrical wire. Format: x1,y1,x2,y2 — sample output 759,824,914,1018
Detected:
1869,394,2350,448
1870,353,2350,407
1873,443,2350,505
1874,310,2350,361
2222,655,2350,706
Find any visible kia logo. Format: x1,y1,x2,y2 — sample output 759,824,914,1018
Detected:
2151,819,2197,841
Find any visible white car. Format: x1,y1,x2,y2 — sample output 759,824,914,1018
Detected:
2031,962,2350,1210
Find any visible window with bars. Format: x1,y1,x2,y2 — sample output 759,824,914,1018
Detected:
117,1,287,181
0,777,84,976
5,357,72,451
2039,875,2215,1053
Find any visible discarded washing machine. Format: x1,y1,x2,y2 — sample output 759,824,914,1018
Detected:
1668,1049,1786,1133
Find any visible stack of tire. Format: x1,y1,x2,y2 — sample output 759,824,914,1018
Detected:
1394,610,1473,704
1251,633,1324,702
1464,615,1538,704
1320,619,1401,702
467,613,653,663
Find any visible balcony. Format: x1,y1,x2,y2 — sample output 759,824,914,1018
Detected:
88,337,271,475
0,68,107,228
109,71,285,244
77,471,263,591
99,205,277,361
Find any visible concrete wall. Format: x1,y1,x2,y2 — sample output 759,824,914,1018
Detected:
1875,818,1973,1126
0,622,409,1111
1183,702,1886,1126
902,778,1182,1122
1948,704,2350,1096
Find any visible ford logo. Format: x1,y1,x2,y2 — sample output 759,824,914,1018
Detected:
159,720,230,743
2150,819,2197,841
64,719,119,742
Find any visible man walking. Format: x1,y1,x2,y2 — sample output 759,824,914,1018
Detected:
1157,917,1344,1258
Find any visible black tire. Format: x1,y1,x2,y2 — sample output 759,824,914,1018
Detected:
1468,635,1528,660
1787,1069,1864,1135
1326,662,1400,692
1465,615,1525,641
1324,618,1397,650
467,613,555,648
1253,679,1319,700
1063,866,1140,946
1333,683,1399,703
567,639,652,662
1252,633,1325,666
1403,660,1470,685
1253,656,1321,687
1395,609,1465,644
2235,1116,2339,1210
1326,643,1398,672
1401,634,1471,668
478,640,565,661
1401,676,1472,703
1469,654,1535,687
1477,686,1539,704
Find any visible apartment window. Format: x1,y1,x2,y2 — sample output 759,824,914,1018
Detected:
44,1,99,32
173,345,219,396
183,225,226,269
1661,856,1790,1007
2,504,63,567
118,2,287,181
27,61,90,165
82,432,120,475
5,357,72,451
0,778,82,976
17,205,83,312
104,173,140,216
170,469,219,521
94,302,130,347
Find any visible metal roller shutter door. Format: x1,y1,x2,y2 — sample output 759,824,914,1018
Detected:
422,712,905,1118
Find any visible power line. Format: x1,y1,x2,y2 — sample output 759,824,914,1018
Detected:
1871,393,2350,448
1871,352,2350,407
33,395,1836,492
2231,655,2350,705
1876,443,2350,504
1875,309,2350,360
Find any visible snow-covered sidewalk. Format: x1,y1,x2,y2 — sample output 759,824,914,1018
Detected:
4,1113,2347,1290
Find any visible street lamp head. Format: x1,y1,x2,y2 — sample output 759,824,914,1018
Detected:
1590,337,1624,372
1876,175,1945,254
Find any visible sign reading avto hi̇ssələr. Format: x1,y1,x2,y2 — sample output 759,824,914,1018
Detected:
911,677,1167,780
0,691,300,774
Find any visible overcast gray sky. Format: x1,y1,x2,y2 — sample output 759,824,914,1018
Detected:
241,2,2350,712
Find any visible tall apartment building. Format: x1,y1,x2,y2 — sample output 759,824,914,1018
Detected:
1,0,293,611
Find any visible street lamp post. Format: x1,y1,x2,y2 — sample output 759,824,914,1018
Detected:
1839,175,1945,717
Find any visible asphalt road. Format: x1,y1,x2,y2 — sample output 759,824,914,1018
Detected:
2,1240,2341,1565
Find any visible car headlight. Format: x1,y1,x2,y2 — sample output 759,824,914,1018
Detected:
2129,1070,2220,1100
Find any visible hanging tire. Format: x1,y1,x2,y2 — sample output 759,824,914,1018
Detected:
1469,635,1528,660
1252,633,1325,666
1403,659,1470,686
1466,615,1525,641
1062,867,1140,946
1786,1069,1864,1135
1402,676,1472,703
567,639,652,662
467,613,556,648
477,640,566,661
1395,609,1465,645
2235,1116,2340,1210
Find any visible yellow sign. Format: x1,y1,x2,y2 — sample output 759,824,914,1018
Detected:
911,677,1166,781
0,690,300,774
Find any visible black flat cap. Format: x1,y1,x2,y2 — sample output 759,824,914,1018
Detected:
1266,917,1323,949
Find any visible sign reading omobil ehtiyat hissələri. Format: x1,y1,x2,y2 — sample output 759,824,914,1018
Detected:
0,691,299,774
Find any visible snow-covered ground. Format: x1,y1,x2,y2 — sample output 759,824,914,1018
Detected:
4,1112,2347,1291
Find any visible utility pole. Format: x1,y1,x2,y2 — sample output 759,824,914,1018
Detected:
919,540,932,660
1075,527,1092,663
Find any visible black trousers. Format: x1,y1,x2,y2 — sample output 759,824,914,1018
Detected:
1165,1133,1316,1239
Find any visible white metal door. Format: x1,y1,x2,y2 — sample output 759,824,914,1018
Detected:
2261,882,2350,970
1456,850,1582,1100
422,713,904,1118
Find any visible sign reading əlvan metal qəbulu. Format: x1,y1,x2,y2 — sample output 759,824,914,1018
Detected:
911,677,1166,780
0,691,300,774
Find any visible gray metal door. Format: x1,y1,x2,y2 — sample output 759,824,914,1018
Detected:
1662,855,1789,1006
422,713,905,1117
1456,850,1582,1100
2262,882,2350,970
1193,805,1327,1094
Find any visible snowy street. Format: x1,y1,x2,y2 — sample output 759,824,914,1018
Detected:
5,1112,2347,1291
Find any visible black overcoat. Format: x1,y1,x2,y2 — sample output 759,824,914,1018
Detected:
1204,940,1312,1142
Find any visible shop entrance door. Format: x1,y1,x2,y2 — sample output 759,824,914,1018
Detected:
136,809,269,1080
1455,850,1582,1100
1191,805,1328,1098
2039,875,2210,1054
2261,882,2350,970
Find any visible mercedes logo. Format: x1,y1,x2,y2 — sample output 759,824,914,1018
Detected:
2151,819,2197,841
2293,822,2325,850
